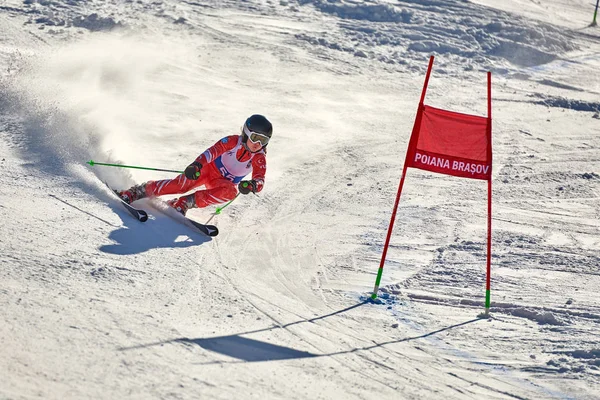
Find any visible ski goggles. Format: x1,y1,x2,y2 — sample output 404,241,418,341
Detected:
243,125,270,146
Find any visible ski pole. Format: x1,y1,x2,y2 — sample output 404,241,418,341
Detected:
205,180,258,223
216,193,240,214
206,181,259,222
87,160,200,177
205,193,240,224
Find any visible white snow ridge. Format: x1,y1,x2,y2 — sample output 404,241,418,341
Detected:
1,0,599,399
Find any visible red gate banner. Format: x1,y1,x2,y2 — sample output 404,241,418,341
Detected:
407,105,491,180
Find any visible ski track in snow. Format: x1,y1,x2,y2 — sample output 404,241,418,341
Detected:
1,0,600,399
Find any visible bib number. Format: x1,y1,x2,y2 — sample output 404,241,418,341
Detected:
219,167,236,182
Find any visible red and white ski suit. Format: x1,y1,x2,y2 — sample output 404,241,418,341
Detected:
144,135,267,208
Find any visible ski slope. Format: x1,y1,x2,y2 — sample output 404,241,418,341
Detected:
1,0,599,398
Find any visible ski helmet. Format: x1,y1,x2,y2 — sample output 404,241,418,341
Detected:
242,114,272,150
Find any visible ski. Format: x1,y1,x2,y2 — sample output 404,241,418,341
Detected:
103,182,148,222
184,216,219,237
149,199,219,237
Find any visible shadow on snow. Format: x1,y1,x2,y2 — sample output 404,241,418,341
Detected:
49,194,211,255
119,301,482,363
100,209,212,255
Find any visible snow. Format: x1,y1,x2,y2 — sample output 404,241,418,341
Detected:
1,0,599,398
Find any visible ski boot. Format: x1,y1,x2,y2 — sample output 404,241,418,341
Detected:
167,194,196,216
117,183,147,204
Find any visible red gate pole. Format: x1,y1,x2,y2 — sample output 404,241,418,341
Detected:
485,71,493,315
371,56,435,299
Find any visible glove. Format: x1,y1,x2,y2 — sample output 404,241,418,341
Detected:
238,180,257,195
184,161,202,180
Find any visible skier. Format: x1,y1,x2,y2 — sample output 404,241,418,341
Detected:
117,114,272,216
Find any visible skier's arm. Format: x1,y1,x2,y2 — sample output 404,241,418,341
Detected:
250,153,267,193
195,135,239,166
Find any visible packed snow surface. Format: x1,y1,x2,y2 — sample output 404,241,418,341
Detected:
1,0,599,399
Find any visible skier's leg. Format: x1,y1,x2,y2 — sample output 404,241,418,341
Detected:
192,180,238,208
167,166,236,214
118,174,205,204
144,174,204,197
170,177,237,213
